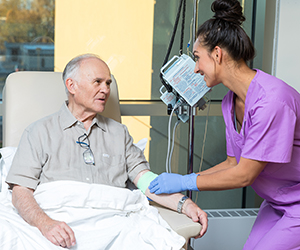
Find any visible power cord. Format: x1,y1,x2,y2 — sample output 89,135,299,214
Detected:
166,99,184,173
195,99,211,204
169,119,181,173
199,99,211,172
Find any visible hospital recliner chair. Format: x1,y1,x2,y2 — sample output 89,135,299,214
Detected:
2,71,201,249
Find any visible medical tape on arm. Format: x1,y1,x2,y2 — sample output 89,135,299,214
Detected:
137,171,158,194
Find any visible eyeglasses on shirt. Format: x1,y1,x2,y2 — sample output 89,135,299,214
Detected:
76,133,95,165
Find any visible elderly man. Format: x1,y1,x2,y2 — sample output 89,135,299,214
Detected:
6,54,207,248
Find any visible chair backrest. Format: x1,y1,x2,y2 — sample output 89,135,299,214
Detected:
2,71,121,147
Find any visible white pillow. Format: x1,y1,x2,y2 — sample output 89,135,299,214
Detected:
134,138,148,152
0,147,17,193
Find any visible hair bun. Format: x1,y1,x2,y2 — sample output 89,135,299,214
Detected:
212,0,245,26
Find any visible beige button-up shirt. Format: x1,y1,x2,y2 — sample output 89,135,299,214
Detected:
6,102,149,190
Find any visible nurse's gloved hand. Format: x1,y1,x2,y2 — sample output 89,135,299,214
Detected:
149,172,199,195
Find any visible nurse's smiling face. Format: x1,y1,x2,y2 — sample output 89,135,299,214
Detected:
193,38,221,88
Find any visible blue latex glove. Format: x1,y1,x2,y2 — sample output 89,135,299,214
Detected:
148,172,199,194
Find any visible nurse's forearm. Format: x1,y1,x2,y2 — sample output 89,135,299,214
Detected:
199,156,237,175
196,157,266,191
197,167,248,190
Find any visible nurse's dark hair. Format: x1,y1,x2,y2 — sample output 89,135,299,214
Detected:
196,0,255,62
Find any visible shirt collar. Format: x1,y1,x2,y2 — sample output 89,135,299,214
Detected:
94,114,107,132
59,101,107,132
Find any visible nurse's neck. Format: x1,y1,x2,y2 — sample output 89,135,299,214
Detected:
221,57,256,103
230,66,256,104
232,66,256,129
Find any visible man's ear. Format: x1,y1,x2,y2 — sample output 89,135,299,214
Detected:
65,78,76,95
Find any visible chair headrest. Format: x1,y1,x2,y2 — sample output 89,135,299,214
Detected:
2,71,121,147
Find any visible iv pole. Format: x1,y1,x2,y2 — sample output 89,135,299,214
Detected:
187,0,198,199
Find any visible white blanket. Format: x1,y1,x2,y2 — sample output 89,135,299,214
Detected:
0,181,185,250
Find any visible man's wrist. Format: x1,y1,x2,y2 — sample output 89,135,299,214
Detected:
181,197,193,215
177,195,189,213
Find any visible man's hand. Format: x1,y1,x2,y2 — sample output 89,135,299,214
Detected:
182,199,208,238
11,185,76,248
137,171,207,238
39,219,76,248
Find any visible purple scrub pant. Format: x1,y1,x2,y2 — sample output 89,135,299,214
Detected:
243,200,300,250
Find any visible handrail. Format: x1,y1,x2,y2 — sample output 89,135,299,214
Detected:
0,101,223,117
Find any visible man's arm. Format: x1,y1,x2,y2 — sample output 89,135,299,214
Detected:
12,185,76,248
133,170,208,238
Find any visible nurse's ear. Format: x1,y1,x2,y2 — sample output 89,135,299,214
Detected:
213,46,223,64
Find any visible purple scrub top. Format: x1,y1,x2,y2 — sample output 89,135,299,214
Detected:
222,69,300,217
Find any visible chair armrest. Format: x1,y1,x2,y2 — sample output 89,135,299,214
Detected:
150,201,201,250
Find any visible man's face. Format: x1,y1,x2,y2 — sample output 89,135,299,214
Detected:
71,58,112,116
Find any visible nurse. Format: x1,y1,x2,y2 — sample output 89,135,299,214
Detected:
149,0,300,249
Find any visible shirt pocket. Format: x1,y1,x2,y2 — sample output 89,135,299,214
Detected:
101,154,124,166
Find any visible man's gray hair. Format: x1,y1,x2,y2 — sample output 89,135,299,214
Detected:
62,53,103,94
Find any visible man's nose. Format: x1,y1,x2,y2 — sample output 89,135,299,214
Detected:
100,83,110,93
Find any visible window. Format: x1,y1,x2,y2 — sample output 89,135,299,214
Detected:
0,0,265,209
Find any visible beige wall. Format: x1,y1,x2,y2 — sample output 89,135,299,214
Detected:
263,0,300,92
54,0,155,159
